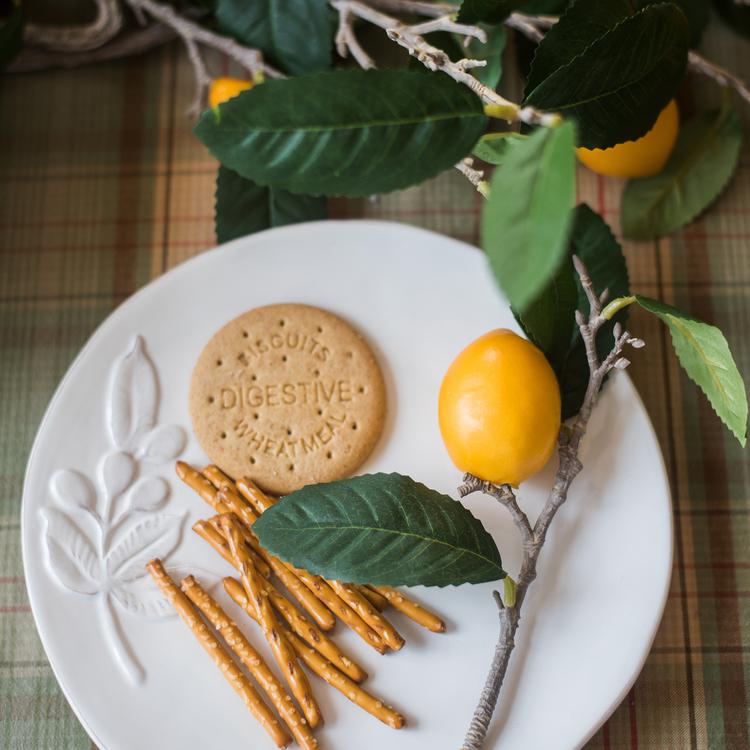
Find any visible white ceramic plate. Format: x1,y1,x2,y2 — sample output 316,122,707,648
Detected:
22,221,672,750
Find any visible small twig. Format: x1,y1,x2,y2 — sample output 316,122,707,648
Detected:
335,6,375,68
454,158,490,198
688,50,750,105
459,256,643,750
407,17,486,43
329,0,559,127
365,0,456,16
504,13,544,43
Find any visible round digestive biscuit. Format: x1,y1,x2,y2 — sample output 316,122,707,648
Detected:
189,304,386,495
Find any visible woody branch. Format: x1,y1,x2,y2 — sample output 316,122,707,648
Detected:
456,256,644,750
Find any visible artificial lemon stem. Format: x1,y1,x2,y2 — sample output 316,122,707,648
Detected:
458,255,646,750
602,295,637,321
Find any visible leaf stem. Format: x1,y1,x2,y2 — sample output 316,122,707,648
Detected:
601,295,636,320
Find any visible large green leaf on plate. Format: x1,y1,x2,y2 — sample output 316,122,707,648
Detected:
214,166,327,243
481,121,576,313
636,296,747,446
621,103,742,241
195,70,487,197
525,3,688,148
215,0,332,75
253,473,506,587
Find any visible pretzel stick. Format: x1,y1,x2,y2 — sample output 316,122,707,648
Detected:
223,517,323,729
201,517,364,680
177,461,229,512
181,575,317,750
374,586,446,633
145,560,290,748
224,577,366,683
216,496,336,633
243,562,323,729
226,578,406,730
361,585,389,611
192,517,272,579
177,462,335,631
328,581,405,651
203,515,272,578
234,477,390,649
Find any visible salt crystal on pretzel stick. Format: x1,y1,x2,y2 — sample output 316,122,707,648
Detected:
374,586,446,633
226,578,406,730
242,561,323,730
145,560,291,748
181,575,318,750
328,581,405,651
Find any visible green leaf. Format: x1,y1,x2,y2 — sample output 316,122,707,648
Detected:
481,121,576,312
457,0,527,24
253,473,506,587
525,3,689,149
465,25,506,89
473,131,527,164
621,103,742,241
558,205,630,419
525,0,632,96
195,69,487,197
513,262,579,373
215,166,327,244
636,296,748,445
0,2,24,72
512,204,630,419
639,0,708,46
523,0,571,11
215,0,332,75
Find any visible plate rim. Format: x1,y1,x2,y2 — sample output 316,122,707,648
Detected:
21,219,674,750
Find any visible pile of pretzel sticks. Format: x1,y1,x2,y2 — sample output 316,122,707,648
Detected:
147,461,445,749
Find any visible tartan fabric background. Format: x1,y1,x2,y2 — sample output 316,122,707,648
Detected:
1,16,749,750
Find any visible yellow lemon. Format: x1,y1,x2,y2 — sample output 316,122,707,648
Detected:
576,100,679,178
209,77,254,109
438,329,561,487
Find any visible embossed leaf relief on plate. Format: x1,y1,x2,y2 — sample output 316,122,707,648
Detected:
40,336,190,685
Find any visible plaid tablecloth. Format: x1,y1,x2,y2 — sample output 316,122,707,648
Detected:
1,18,749,750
